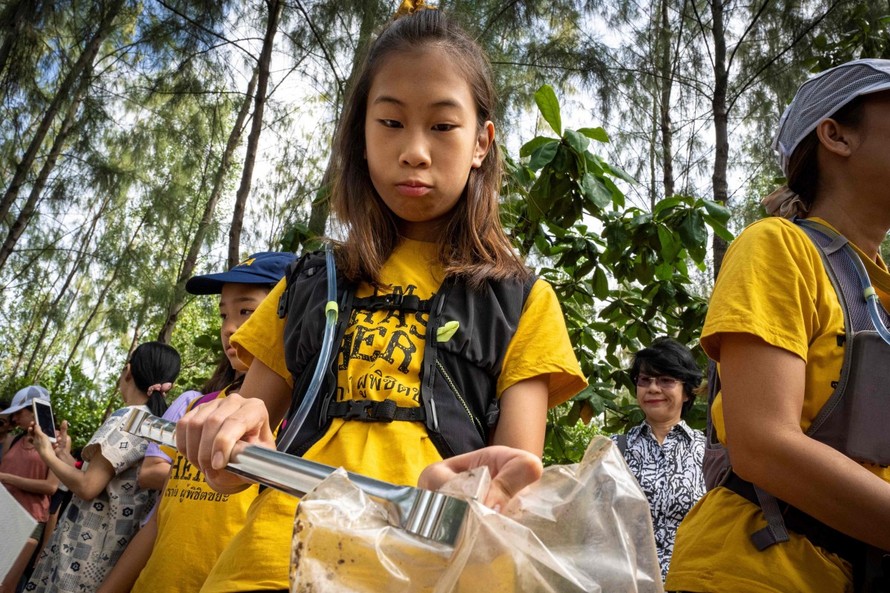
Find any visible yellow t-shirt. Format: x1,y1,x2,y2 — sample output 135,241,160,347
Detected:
665,217,890,593
200,239,587,592
132,392,260,593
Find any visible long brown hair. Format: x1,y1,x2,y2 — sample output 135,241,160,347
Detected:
329,9,529,289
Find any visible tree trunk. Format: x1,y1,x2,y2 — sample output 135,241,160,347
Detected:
710,0,730,279
0,0,124,227
0,78,86,270
157,67,259,343
658,0,675,200
227,0,283,269
0,0,40,79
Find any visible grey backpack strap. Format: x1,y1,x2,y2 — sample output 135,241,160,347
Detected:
744,218,878,552
749,485,791,550
702,360,731,490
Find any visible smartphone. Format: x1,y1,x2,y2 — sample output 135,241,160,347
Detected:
32,399,57,443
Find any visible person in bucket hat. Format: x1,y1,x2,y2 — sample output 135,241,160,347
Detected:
666,59,890,593
0,385,58,592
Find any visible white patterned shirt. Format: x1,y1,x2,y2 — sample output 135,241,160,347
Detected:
26,406,155,593
612,420,706,580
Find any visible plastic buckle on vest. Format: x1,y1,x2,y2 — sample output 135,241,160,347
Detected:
342,399,397,423
381,293,422,312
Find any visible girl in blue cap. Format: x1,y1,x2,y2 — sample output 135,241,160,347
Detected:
96,252,296,593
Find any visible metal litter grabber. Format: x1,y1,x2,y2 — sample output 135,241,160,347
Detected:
120,408,470,547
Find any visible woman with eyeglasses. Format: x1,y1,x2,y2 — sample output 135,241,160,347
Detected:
612,336,704,580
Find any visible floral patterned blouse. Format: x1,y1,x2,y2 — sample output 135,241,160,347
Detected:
613,420,706,580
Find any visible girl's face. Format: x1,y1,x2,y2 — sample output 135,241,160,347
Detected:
364,47,494,240
219,283,270,373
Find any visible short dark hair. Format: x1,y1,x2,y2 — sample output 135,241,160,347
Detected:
629,337,703,417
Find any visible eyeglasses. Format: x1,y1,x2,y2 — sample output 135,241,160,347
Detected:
634,375,682,390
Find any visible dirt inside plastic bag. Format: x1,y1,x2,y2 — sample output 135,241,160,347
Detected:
290,436,663,593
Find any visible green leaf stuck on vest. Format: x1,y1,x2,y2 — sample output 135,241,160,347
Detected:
437,320,459,342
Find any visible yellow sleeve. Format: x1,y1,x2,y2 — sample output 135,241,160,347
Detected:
701,217,825,364
496,278,587,408
230,278,292,386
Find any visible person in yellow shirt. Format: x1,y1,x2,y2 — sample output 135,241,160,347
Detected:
666,59,890,593
96,252,296,593
175,8,587,593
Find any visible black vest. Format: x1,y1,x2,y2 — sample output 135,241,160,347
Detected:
276,251,534,459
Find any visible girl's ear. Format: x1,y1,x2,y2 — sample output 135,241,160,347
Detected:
121,363,133,383
471,121,496,169
816,117,857,158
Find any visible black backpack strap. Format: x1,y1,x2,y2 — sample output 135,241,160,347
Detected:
325,399,426,423
616,432,628,457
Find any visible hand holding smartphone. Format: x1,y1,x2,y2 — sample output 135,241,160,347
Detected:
32,399,57,443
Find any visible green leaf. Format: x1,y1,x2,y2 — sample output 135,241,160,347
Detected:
701,199,731,224
655,262,675,281
653,196,686,215
535,85,562,135
520,136,558,158
677,211,707,248
564,129,589,153
656,225,681,261
581,173,612,210
528,141,559,171
578,127,610,143
592,266,609,299
704,214,735,241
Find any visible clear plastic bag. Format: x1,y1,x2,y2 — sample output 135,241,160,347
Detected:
290,436,663,593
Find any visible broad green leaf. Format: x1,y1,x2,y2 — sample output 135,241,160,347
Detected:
520,136,558,158
701,198,732,224
656,226,681,261
578,126,610,143
653,196,686,215
564,129,589,153
677,211,707,248
535,84,562,135
528,140,559,170
581,173,612,210
592,266,609,299
655,262,675,281
704,214,735,241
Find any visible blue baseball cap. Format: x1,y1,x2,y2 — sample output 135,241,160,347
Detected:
185,252,297,295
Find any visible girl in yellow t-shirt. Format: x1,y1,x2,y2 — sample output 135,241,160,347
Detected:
176,8,586,593
96,252,296,593
666,59,890,593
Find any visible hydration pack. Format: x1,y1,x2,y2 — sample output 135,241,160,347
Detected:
276,250,535,460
